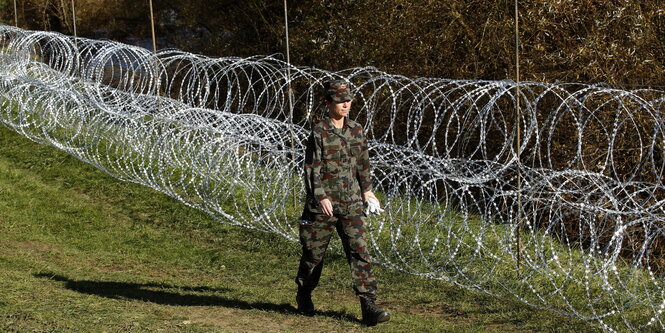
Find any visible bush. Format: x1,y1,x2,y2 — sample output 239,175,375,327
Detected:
2,0,663,85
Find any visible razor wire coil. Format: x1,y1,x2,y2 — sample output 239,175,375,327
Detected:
2,25,665,332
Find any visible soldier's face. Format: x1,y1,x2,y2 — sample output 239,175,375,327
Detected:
327,100,352,119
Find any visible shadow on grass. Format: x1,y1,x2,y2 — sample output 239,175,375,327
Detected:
33,272,359,323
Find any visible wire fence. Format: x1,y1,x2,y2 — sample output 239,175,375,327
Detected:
2,25,665,332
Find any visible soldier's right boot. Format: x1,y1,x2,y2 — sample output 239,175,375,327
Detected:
296,287,314,316
360,296,390,326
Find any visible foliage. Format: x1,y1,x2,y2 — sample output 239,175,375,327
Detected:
1,0,663,85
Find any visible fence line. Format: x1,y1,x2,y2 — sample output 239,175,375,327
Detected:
2,25,665,332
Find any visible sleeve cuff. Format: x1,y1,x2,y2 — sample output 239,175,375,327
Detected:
314,192,328,202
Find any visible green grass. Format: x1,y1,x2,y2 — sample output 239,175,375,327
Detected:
0,73,660,331
0,121,603,332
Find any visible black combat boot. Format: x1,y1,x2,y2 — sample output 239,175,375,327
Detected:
360,296,390,326
296,287,314,316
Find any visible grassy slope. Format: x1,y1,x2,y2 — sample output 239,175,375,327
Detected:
0,125,597,332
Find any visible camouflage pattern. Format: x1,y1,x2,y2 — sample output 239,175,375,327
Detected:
296,209,377,296
302,117,373,216
296,116,377,297
323,80,354,103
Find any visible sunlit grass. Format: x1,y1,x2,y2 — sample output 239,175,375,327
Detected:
0,120,605,332
1,80,662,331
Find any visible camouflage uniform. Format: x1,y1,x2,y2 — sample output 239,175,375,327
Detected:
295,110,378,298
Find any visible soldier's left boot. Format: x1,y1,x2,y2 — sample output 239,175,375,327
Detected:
296,287,315,316
360,296,390,326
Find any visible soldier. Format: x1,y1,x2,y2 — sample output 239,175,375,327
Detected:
295,79,390,326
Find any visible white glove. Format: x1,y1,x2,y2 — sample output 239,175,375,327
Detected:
365,197,384,215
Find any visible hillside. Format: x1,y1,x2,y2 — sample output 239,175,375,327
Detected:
0,123,598,332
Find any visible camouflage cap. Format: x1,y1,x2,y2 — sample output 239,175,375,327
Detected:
323,79,353,103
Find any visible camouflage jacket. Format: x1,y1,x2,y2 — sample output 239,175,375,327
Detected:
302,117,373,216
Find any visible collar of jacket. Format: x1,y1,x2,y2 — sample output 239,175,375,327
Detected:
322,116,348,131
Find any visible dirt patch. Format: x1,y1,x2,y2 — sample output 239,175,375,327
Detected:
168,306,365,333
8,240,63,253
19,240,62,252
421,303,468,318
389,301,470,321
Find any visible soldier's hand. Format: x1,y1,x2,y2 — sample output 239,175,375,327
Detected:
320,198,333,216
363,191,384,215
363,191,380,206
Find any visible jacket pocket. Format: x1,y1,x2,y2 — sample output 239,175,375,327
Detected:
349,142,363,157
322,144,343,160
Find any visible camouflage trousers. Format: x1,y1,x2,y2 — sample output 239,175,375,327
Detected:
295,209,377,298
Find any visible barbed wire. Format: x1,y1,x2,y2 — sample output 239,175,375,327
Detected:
2,25,665,332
